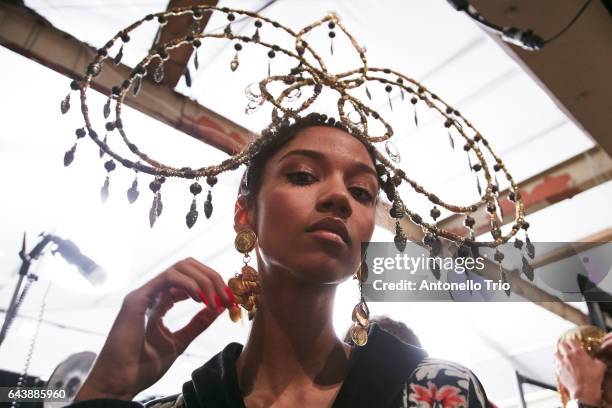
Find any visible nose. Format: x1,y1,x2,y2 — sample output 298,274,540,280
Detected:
315,176,352,219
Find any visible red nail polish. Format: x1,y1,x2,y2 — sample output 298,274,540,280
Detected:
225,286,237,305
199,291,209,306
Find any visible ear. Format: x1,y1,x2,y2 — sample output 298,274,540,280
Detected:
234,195,255,233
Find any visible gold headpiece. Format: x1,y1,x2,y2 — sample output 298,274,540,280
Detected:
59,6,529,251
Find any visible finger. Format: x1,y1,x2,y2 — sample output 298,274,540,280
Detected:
169,287,190,303
130,269,201,309
557,340,571,358
185,258,234,307
106,270,201,354
565,339,580,353
601,332,612,350
162,268,204,303
173,306,222,353
148,291,174,321
175,259,221,311
174,259,216,311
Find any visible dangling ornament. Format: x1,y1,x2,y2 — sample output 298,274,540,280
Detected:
204,190,213,219
494,249,510,296
133,76,142,96
365,85,372,100
153,62,165,83
448,130,455,149
127,177,139,204
397,78,405,101
148,178,163,227
184,67,192,87
100,176,110,203
350,323,368,347
253,20,262,42
186,199,199,229
113,45,124,65
352,300,369,328
149,195,158,228
522,256,534,281
194,50,200,70
385,85,393,111
329,30,335,55
100,160,116,203
411,97,418,126
526,234,535,259
103,98,111,119
384,140,400,163
267,49,276,76
394,221,407,252
231,43,242,72
60,94,71,114
63,144,77,167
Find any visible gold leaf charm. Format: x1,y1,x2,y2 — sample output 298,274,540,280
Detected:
234,229,256,253
352,302,369,327
230,52,239,72
350,324,368,346
229,305,242,322
228,277,247,296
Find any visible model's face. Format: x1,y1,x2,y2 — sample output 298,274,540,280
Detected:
250,126,378,284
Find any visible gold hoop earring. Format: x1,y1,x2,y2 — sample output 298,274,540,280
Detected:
228,228,260,322
350,259,370,346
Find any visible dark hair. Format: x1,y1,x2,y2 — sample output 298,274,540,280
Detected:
238,113,380,206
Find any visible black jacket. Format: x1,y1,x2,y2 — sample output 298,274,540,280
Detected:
68,324,490,407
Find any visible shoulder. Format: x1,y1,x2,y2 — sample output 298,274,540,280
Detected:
403,358,489,408
144,394,185,408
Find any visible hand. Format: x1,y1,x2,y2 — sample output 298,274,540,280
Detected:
74,257,237,401
555,338,606,406
601,332,612,351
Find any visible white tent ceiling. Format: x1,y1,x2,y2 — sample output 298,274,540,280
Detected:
1,0,610,405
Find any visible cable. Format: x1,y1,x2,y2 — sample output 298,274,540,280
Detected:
447,0,595,51
544,0,594,44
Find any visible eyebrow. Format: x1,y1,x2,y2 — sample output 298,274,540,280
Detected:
278,149,378,180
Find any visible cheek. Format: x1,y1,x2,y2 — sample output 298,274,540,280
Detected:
255,186,310,249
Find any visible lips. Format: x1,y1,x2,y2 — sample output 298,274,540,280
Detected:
305,217,350,245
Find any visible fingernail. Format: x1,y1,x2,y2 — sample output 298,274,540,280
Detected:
225,286,237,306
199,291,209,306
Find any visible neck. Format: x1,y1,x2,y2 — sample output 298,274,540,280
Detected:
236,262,352,396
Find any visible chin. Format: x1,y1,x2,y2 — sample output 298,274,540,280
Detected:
289,254,357,284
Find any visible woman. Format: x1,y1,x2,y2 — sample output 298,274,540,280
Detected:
70,114,492,408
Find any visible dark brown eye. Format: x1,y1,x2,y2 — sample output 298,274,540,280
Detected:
287,171,317,185
350,187,374,203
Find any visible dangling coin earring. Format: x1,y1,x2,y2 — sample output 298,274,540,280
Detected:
350,256,370,346
228,228,260,321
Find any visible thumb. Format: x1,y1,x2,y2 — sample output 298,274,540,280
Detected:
173,306,224,353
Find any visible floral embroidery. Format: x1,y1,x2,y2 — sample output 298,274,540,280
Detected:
410,381,466,407
396,358,490,407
